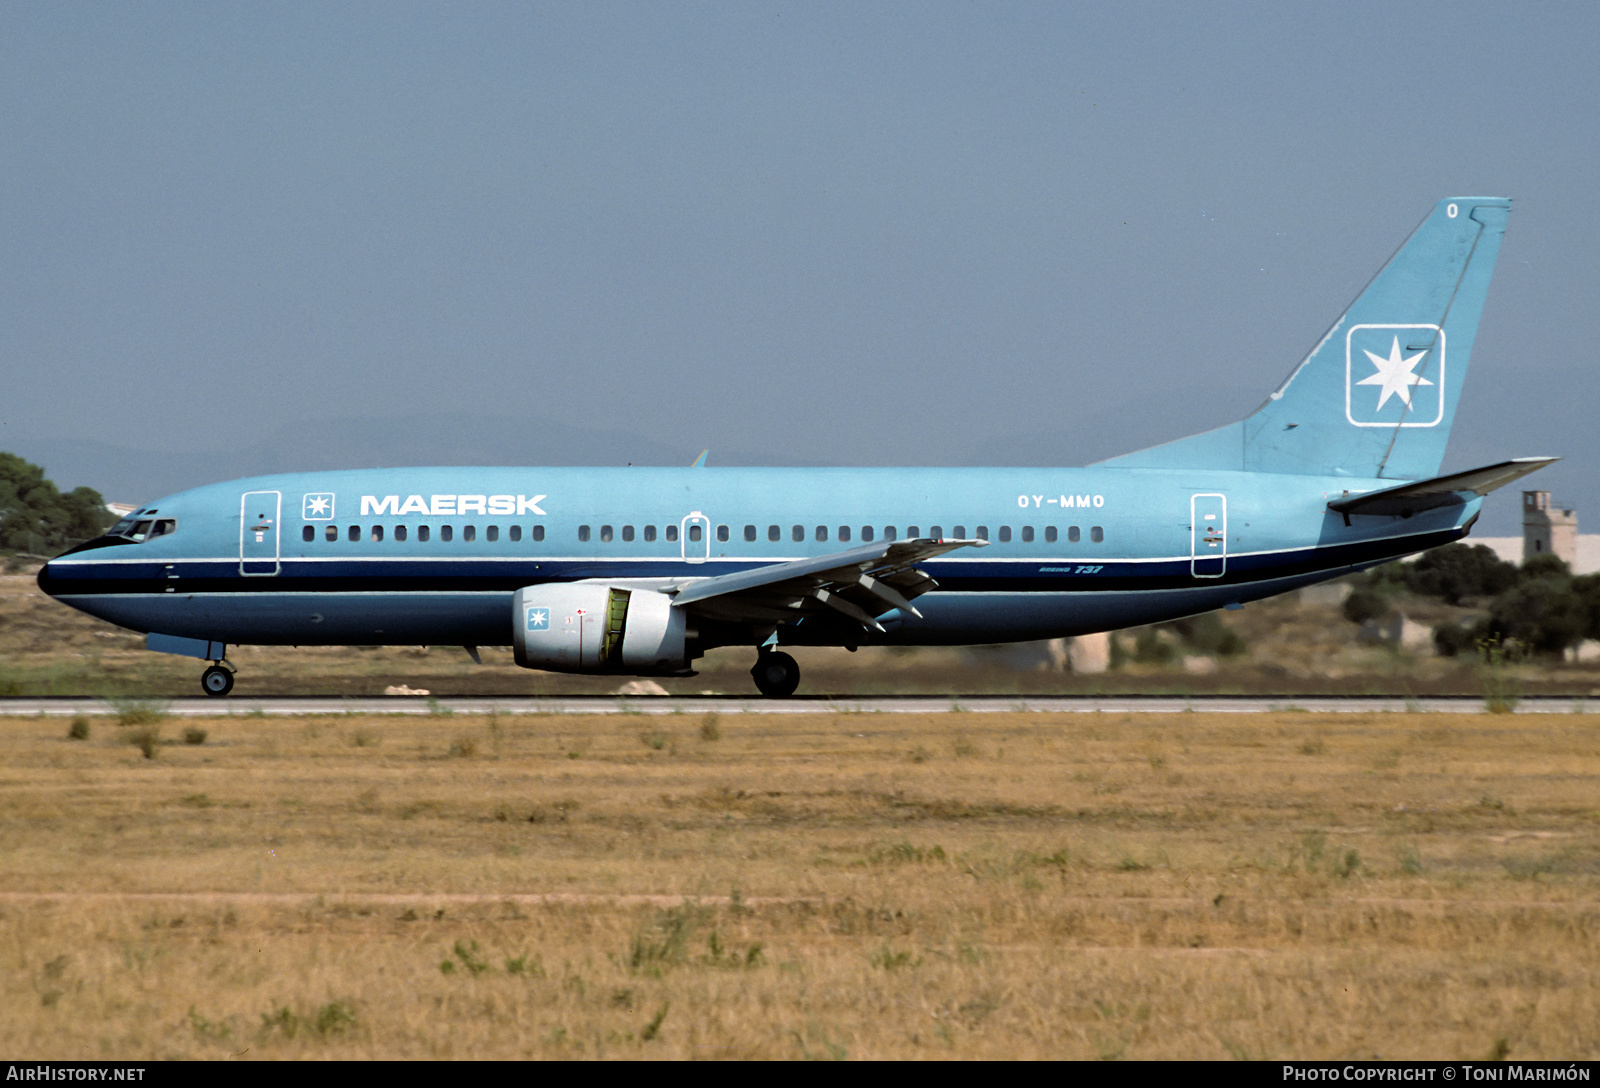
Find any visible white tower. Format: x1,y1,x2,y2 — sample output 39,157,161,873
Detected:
1522,490,1577,567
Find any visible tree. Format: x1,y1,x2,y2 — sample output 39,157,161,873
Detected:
1342,587,1393,625
1570,574,1600,643
1160,612,1247,657
1432,553,1595,660
1406,543,1518,604
1433,615,1492,658
1487,576,1587,658
1518,552,1571,582
0,453,114,554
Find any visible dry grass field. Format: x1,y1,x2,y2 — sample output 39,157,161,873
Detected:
1,707,1597,1060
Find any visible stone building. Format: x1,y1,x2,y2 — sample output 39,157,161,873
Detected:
1521,490,1578,566
1473,492,1595,573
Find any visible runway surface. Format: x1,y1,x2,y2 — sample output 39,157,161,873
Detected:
2,694,1595,715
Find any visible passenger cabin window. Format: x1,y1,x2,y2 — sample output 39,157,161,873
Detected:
1068,526,1080,543
930,525,943,539
1021,526,1034,543
642,525,655,542
744,525,757,542
861,526,874,542
1044,526,1057,543
838,526,851,542
907,526,919,538
486,525,498,542
418,525,431,542
792,525,804,542
303,526,314,543
716,525,729,542
815,526,827,542
578,525,591,542
508,526,519,542
463,525,475,542
665,525,678,542
348,525,360,542
371,525,384,542
1090,526,1104,543
622,525,634,542
768,525,780,542
883,526,896,541
440,525,453,542
953,525,966,539
998,526,1011,543
688,524,702,542
530,525,543,542
396,525,408,542
600,525,613,543
976,526,989,541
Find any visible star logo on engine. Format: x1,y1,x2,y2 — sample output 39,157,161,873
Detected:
526,608,549,631
1344,324,1445,428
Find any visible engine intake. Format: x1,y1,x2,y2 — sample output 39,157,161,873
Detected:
513,584,687,674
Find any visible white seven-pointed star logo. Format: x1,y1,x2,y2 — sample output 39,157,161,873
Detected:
301,492,335,519
527,608,549,631
1357,336,1433,411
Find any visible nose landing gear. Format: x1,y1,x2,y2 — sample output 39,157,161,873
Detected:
201,662,235,697
750,650,800,697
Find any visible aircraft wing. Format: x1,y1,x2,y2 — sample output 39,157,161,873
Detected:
666,538,987,630
1327,457,1559,519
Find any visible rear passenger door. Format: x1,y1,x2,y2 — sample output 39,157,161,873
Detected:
1189,493,1226,578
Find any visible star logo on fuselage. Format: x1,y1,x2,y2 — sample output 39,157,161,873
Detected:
301,493,336,520
1356,335,1433,411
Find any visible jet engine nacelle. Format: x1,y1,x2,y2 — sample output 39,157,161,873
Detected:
513,584,687,674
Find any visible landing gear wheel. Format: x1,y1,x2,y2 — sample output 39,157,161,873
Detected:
201,665,234,697
750,651,800,697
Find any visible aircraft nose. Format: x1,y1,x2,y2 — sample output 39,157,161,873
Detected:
36,560,55,598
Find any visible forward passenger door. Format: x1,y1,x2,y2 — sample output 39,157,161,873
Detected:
240,490,282,576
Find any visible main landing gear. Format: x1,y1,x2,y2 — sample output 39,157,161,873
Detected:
201,662,235,697
750,650,800,697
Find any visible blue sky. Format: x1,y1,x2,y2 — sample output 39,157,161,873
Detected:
4,2,1597,534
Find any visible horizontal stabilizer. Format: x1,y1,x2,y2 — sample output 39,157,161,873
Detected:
1327,457,1558,519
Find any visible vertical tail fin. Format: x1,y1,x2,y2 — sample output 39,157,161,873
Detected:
1099,197,1511,479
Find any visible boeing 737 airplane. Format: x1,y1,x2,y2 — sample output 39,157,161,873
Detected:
38,197,1552,697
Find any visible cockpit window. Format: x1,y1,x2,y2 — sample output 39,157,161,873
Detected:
106,517,177,543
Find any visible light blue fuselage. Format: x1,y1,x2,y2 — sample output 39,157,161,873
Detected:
40,464,1474,652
